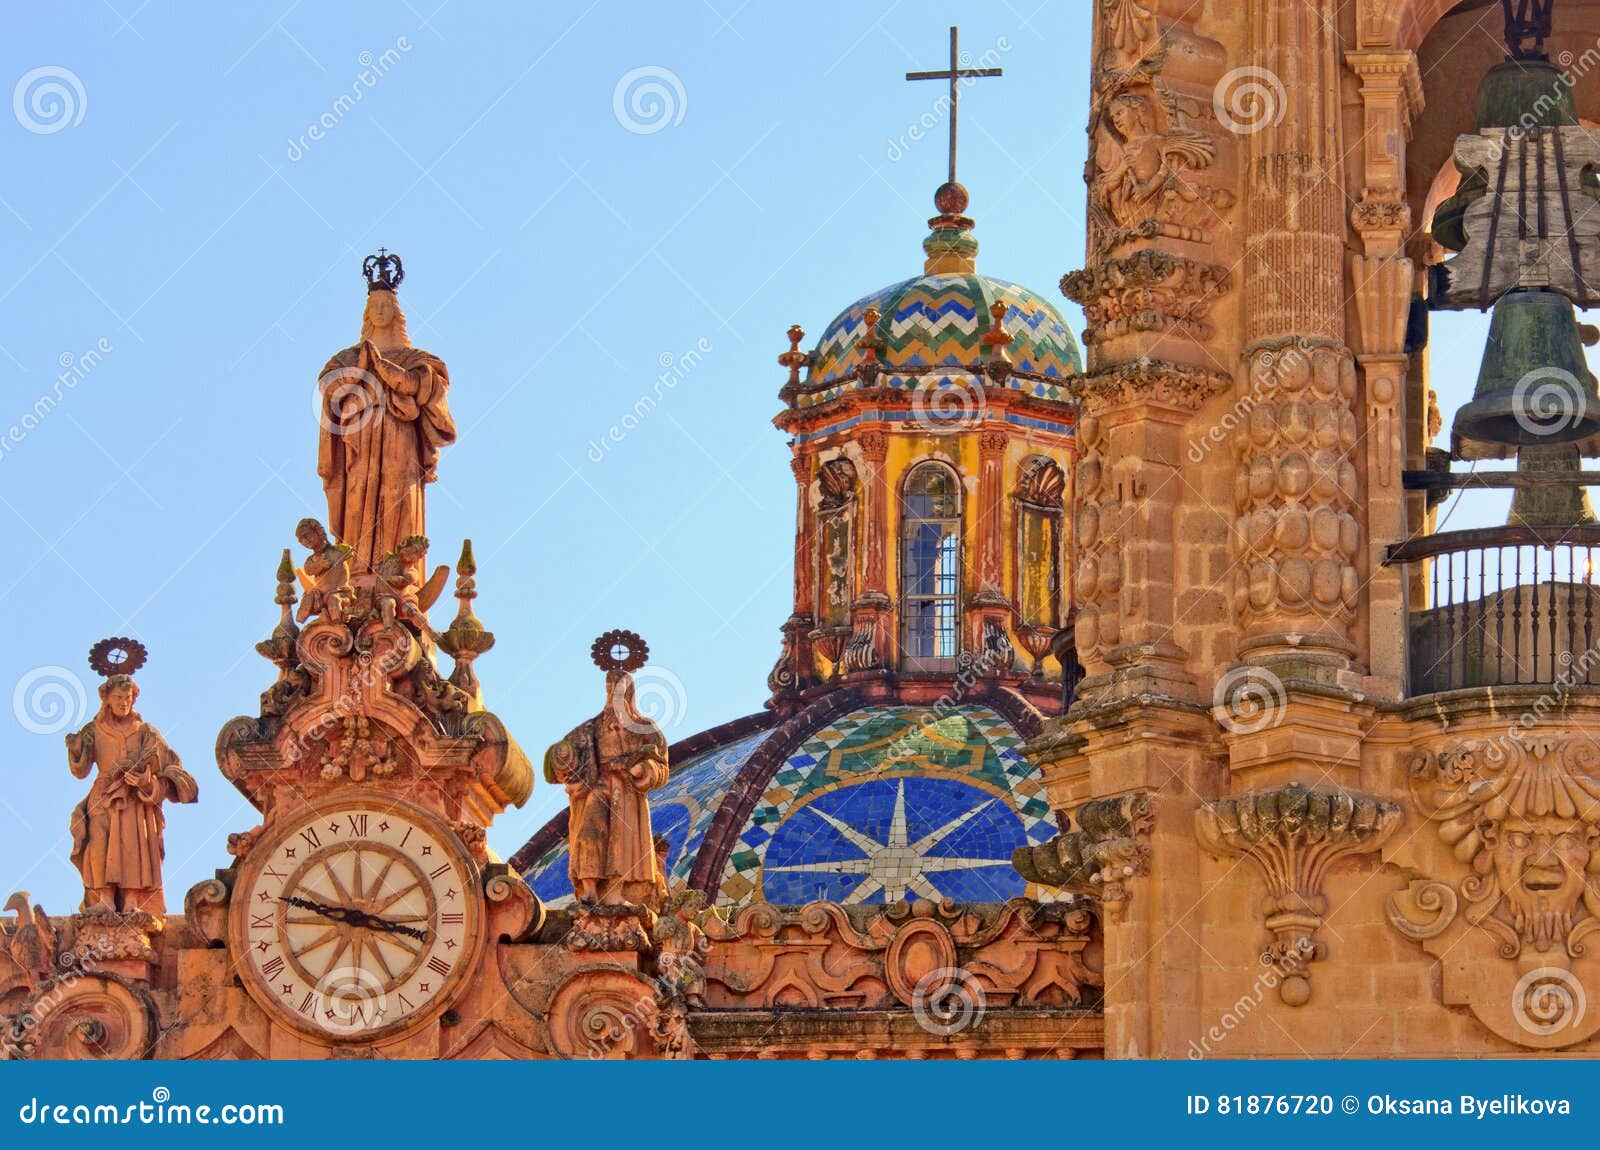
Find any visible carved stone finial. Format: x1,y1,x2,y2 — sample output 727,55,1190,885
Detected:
982,299,1014,384
439,539,494,698
778,323,810,399
855,307,884,386
1198,782,1401,1006
3,892,58,992
255,549,301,669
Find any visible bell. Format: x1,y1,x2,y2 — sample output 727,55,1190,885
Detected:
1432,58,1578,252
1452,289,1600,458
1508,442,1597,526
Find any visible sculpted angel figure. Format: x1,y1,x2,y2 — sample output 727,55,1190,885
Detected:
1093,90,1217,234
64,667,197,915
317,256,456,573
293,517,353,623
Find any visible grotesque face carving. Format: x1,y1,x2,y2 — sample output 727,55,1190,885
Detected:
1483,813,1600,953
1404,737,1600,958
1390,736,1600,1049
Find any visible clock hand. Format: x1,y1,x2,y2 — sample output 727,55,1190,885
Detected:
281,895,431,942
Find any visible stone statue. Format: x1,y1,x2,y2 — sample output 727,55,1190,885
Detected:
63,640,197,915
544,631,670,950
317,251,456,573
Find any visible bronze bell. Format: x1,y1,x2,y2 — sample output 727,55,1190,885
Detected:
1508,442,1597,526
1452,289,1600,458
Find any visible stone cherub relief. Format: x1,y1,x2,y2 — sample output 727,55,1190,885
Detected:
317,249,457,574
1388,736,1600,1048
293,516,353,624
64,639,198,919
544,630,671,952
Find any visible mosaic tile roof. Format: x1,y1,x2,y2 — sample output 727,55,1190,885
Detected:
525,727,773,909
522,704,1056,912
801,274,1081,403
714,704,1057,908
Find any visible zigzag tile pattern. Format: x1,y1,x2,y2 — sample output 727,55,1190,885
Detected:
806,272,1081,389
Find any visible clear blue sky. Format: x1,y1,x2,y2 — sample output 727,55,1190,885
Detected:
0,3,1509,912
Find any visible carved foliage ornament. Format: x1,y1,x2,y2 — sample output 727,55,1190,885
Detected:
1198,783,1400,1005
1062,249,1232,346
1389,737,1600,1048
1013,793,1154,915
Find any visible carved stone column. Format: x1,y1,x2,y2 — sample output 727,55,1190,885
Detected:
1070,365,1228,704
769,450,816,706
846,430,892,675
1349,50,1423,698
968,429,1013,670
1234,0,1362,676
1062,1,1236,705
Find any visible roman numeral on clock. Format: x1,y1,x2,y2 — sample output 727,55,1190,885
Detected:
250,913,273,931
441,912,464,925
263,866,287,882
260,956,284,980
299,827,322,849
346,814,368,837
298,992,315,1015
428,863,450,880
426,957,452,977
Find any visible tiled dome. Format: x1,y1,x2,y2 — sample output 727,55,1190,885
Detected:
516,702,1059,911
807,274,1081,390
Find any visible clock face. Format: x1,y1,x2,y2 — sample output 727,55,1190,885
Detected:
233,801,479,1039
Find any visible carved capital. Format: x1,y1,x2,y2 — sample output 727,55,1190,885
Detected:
1198,783,1401,1006
1062,249,1232,346
1067,358,1231,417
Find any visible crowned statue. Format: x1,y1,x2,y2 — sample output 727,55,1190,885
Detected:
317,251,457,574
64,639,198,916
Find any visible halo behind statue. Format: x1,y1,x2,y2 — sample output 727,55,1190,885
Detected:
87,637,148,678
591,630,648,674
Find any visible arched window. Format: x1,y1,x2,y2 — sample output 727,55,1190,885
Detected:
900,461,963,670
1015,456,1066,628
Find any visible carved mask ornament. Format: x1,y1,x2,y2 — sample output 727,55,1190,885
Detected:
1389,736,1600,1048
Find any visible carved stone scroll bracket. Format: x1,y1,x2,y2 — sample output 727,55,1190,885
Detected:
1013,793,1155,922
545,963,672,1060
1197,782,1401,1006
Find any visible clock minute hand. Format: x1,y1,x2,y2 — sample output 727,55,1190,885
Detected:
281,895,363,926
363,914,432,943
281,895,430,942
